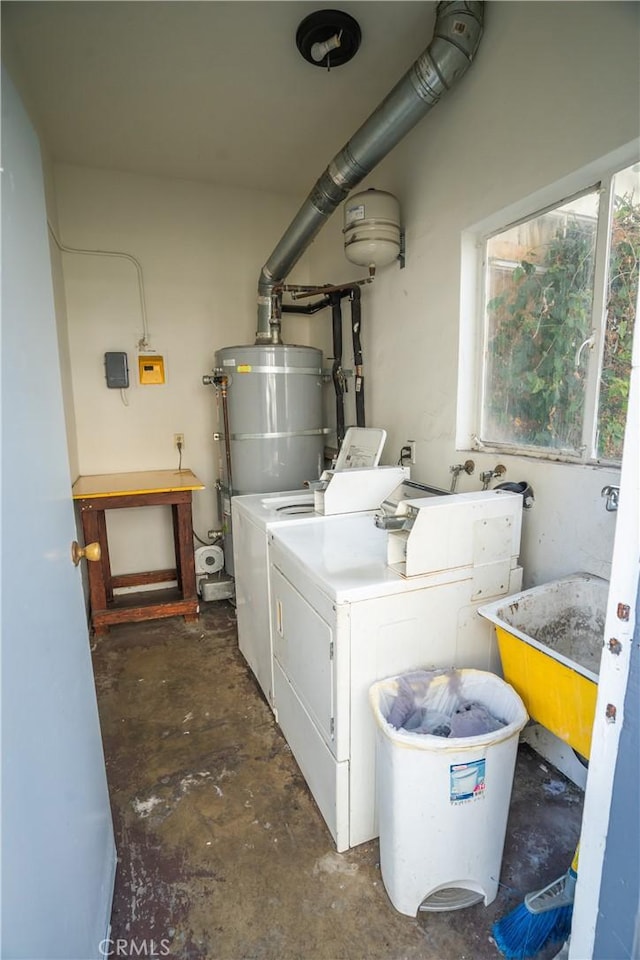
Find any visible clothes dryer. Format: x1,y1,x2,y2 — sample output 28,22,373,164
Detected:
268,492,524,850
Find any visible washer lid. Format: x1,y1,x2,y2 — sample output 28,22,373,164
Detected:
334,427,386,470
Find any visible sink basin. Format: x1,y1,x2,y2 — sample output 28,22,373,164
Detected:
478,573,609,759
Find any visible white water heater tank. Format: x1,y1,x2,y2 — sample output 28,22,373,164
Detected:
343,189,401,268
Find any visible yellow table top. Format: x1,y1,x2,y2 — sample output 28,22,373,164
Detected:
72,469,205,500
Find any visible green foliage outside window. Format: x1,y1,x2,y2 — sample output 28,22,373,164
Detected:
598,194,640,459
483,190,639,460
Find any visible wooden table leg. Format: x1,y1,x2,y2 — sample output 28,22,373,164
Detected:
172,504,183,593
80,506,109,635
173,498,198,622
96,509,113,602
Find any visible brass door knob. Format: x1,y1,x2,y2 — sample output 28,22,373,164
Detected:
71,540,101,566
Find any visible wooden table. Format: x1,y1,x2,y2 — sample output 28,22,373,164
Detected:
72,469,205,636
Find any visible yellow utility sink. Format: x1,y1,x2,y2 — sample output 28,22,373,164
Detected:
478,574,609,760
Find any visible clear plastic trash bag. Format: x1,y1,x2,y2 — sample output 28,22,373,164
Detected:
386,670,506,739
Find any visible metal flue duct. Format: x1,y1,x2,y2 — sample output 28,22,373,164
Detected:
256,0,485,344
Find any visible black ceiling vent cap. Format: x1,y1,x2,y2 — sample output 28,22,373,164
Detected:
296,9,361,68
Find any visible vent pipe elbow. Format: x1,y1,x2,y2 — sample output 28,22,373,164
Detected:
256,0,484,343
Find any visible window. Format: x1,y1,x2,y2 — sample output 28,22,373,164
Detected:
477,162,639,463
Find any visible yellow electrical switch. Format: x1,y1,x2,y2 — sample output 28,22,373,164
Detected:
138,355,165,385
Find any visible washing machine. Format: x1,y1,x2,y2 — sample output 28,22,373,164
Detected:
232,489,317,712
267,491,524,851
232,464,414,714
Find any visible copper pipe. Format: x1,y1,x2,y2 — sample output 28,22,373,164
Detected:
216,376,234,500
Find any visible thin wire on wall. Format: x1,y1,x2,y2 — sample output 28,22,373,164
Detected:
47,222,151,350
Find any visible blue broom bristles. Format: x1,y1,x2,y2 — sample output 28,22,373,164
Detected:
492,901,573,959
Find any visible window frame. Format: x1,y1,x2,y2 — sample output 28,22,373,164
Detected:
468,154,638,467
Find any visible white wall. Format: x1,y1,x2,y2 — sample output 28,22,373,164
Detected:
55,165,312,574
45,169,80,482
309,0,640,587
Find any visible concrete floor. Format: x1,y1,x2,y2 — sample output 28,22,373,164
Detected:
92,600,583,960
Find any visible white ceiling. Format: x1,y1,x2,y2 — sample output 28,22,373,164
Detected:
3,1,437,197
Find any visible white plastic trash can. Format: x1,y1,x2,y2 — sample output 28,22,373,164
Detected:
369,669,528,917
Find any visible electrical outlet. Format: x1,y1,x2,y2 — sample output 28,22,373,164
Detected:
174,433,185,450
408,440,416,464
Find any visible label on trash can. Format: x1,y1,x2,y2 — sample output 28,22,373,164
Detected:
450,759,486,803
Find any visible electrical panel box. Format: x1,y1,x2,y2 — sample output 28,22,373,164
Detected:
138,354,165,385
104,351,129,389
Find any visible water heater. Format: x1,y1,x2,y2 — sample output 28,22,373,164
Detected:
215,344,324,496
343,189,401,269
213,344,325,575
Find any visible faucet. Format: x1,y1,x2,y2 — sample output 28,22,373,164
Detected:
601,485,620,512
480,464,506,490
449,459,475,493
374,514,408,531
